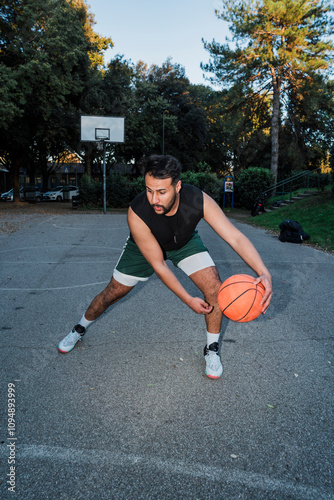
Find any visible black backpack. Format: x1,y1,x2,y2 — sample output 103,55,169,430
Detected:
279,219,310,244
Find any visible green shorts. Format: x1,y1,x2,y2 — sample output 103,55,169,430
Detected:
113,231,215,286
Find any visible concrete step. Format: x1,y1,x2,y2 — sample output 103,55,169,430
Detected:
272,203,288,209
267,189,317,210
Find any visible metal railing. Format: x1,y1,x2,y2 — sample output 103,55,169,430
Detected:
261,168,321,204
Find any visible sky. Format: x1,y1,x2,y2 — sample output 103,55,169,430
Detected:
86,0,231,85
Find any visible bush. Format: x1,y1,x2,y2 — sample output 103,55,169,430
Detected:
79,169,224,208
79,174,102,206
129,176,145,200
307,172,331,191
80,173,147,208
180,171,223,203
235,167,274,209
106,173,133,208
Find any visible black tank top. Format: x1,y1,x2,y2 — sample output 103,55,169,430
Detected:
130,184,204,251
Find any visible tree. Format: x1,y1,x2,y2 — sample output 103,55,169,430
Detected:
140,58,207,170
202,0,334,182
107,59,187,171
280,76,334,175
121,71,176,170
0,0,112,199
77,55,134,178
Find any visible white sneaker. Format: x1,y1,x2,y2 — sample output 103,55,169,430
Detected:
204,342,223,379
58,325,85,353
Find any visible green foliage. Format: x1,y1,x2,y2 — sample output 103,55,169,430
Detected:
180,170,223,203
276,170,332,195
204,0,333,86
202,0,334,181
106,173,133,208
201,84,272,174
129,176,146,199
331,149,334,194
235,167,274,209
0,65,21,130
1,0,333,201
80,170,225,208
193,161,212,173
279,78,334,175
307,172,331,191
0,0,111,198
79,174,102,206
79,173,145,208
117,58,208,171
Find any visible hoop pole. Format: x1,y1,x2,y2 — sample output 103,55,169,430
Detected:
162,110,165,155
103,141,106,214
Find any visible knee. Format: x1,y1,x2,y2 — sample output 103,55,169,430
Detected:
100,289,115,307
101,280,132,306
205,279,222,305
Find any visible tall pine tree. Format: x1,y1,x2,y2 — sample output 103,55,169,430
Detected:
202,0,334,182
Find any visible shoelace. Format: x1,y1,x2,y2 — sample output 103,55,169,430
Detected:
209,342,219,353
205,344,221,369
65,329,81,345
205,342,219,355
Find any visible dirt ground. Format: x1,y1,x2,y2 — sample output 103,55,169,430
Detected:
0,201,106,234
0,201,251,233
0,200,97,215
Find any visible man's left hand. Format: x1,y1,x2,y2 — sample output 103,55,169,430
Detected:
253,274,272,314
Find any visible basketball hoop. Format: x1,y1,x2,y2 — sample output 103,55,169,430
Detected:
80,116,125,215
80,116,124,143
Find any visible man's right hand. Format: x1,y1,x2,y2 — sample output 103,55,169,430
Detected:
187,297,213,315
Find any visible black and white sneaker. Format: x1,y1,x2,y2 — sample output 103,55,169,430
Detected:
58,325,85,353
204,342,223,379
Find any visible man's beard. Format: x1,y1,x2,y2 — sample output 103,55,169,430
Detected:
152,192,177,215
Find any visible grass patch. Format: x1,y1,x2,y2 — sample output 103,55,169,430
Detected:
246,192,334,253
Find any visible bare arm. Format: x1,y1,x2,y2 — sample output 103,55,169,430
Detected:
203,193,272,313
128,207,212,314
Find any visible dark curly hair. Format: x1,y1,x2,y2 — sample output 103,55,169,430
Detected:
144,155,181,185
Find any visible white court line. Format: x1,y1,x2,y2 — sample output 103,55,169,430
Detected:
0,444,329,499
52,223,129,230
0,245,120,253
0,281,109,291
1,261,115,264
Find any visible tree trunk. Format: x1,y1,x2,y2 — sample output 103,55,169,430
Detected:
13,156,23,204
41,159,50,191
270,66,280,186
85,144,93,178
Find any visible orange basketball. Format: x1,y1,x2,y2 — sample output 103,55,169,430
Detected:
218,274,265,322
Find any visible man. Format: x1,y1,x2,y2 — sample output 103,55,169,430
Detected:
58,155,272,379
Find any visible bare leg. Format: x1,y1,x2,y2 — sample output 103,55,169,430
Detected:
58,276,135,353
85,277,134,321
189,266,222,333
190,266,223,379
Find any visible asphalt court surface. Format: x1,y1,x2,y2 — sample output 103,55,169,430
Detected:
0,210,333,499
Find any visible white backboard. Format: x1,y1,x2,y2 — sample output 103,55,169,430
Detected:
81,116,125,143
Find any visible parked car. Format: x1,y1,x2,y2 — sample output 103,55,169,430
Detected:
0,188,24,201
62,186,80,201
24,186,42,203
42,186,79,201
